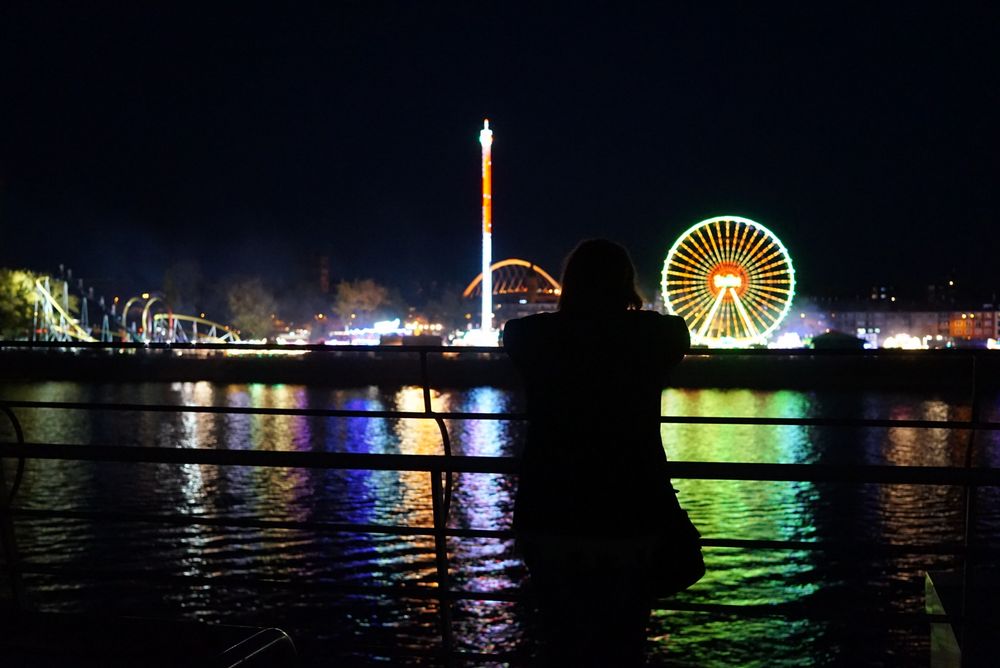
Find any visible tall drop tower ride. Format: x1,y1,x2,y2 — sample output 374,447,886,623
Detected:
479,119,493,333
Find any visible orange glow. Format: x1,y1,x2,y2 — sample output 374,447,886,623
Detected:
707,262,749,300
481,120,492,235
462,258,562,297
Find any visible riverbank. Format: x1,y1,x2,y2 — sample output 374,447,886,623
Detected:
1,348,996,391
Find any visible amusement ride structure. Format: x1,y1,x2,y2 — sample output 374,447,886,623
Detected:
661,215,795,347
462,258,561,304
479,119,494,336
463,120,561,339
31,272,240,343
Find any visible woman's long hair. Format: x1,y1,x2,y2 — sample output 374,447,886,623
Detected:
557,239,643,313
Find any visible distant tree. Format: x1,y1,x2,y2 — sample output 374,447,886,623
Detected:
226,277,277,339
333,279,389,327
0,268,78,339
0,268,40,339
422,284,468,329
163,259,203,313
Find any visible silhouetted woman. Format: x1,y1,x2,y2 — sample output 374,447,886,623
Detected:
502,239,690,666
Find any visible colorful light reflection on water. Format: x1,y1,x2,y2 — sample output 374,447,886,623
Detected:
0,382,996,666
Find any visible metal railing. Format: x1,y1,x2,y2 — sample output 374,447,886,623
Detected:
1,343,1000,664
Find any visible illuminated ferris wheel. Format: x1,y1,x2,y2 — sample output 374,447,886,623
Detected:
661,216,795,347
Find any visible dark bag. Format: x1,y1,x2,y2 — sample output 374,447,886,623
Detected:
647,501,705,597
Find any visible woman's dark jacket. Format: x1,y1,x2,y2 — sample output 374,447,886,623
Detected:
502,310,690,536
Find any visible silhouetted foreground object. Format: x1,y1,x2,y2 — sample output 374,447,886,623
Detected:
503,239,695,667
0,610,296,667
812,330,866,350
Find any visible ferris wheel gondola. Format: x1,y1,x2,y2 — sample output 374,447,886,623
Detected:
661,216,795,347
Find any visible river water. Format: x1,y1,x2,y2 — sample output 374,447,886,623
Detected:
1,381,998,666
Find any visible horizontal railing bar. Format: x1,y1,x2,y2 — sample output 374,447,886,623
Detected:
669,460,1000,485
3,399,999,430
3,339,998,357
0,341,497,353
2,442,1000,485
14,508,989,557
0,442,519,472
0,400,476,420
662,415,999,430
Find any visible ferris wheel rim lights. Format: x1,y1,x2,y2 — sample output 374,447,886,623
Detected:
661,215,796,348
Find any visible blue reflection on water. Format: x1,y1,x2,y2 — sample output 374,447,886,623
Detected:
445,387,524,655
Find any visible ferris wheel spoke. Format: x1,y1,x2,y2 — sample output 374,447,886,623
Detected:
671,293,711,312
671,287,713,310
713,221,733,265
743,242,778,275
668,288,709,303
745,292,783,315
695,285,727,340
714,222,730,263
674,246,717,275
730,288,762,339
735,222,751,264
668,257,706,275
674,288,714,312
695,226,726,267
748,251,785,274
666,270,706,282
730,225,758,268
685,231,713,266
748,283,792,295
750,268,790,281
738,234,770,272
703,224,723,265
720,221,738,264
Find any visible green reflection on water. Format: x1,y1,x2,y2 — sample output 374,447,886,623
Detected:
654,389,823,666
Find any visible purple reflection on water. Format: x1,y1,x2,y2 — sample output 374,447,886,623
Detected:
446,387,527,656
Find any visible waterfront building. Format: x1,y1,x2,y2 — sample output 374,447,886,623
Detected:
827,305,999,348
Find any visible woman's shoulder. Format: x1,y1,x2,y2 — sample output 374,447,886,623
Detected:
502,313,559,352
626,311,691,348
503,312,556,335
627,310,686,328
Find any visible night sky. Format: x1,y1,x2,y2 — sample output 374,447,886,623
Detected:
2,3,998,303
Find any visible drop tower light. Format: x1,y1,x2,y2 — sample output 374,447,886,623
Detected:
480,119,493,333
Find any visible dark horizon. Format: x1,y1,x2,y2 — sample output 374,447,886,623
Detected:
2,4,997,302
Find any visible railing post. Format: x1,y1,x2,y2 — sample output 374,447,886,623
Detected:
431,467,454,664
0,405,27,609
959,353,980,665
419,349,433,416
420,349,454,516
421,349,456,663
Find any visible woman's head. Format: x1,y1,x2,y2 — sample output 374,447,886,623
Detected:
557,239,643,313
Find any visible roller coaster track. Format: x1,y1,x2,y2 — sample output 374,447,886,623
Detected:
32,275,239,343
33,278,97,342
151,313,240,343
